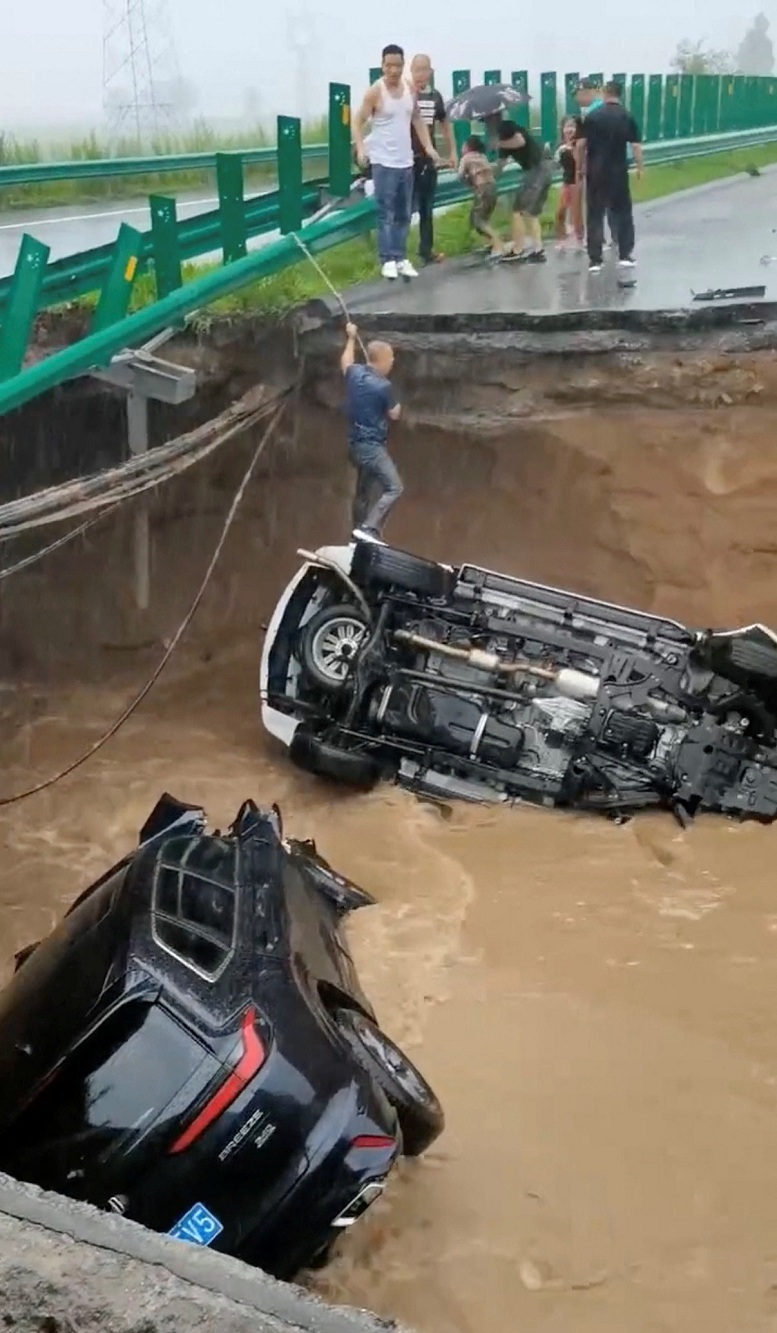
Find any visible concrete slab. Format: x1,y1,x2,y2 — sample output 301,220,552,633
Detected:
330,170,777,332
0,1170,410,1333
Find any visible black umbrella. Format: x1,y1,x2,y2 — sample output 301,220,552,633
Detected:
445,83,530,122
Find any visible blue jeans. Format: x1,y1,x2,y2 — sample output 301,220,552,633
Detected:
371,164,414,263
349,441,404,535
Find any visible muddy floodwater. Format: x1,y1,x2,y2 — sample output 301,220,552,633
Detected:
3,379,777,1333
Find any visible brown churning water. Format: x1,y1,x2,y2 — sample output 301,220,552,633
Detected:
3,400,777,1333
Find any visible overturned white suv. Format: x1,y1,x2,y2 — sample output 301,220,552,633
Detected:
260,537,777,825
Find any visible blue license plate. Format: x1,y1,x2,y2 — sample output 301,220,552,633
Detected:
168,1202,224,1247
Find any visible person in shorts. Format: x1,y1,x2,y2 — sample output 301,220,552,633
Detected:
555,117,584,249
486,114,553,262
458,135,503,256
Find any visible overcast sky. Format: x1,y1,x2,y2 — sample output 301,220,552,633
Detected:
1,0,769,131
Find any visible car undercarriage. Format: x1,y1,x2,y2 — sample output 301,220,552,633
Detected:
262,540,777,825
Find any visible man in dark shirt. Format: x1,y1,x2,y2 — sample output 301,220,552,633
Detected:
341,322,403,538
409,54,456,265
488,116,553,261
577,82,644,273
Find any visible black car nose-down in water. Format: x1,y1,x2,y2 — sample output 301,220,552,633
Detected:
261,537,777,824
0,794,443,1279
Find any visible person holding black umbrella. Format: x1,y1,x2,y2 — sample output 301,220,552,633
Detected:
445,82,548,262
488,114,553,261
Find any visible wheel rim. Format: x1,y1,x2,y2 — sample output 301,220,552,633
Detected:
310,616,367,684
352,1015,434,1106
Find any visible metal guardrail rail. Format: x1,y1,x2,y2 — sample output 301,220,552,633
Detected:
0,144,329,189
0,78,775,418
0,180,328,316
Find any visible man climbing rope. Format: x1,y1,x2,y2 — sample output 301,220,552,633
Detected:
341,321,403,540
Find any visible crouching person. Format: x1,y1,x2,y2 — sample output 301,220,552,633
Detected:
341,322,404,539
458,135,503,257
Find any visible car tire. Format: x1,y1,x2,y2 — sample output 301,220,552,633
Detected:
729,636,777,680
353,541,452,599
298,603,370,693
289,730,381,789
335,1008,445,1157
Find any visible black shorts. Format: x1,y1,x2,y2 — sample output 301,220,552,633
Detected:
513,161,553,217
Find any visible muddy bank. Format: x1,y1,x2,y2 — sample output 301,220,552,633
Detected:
5,349,777,676
3,327,777,1333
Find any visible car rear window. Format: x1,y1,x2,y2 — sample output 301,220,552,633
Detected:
3,999,216,1191
152,835,238,980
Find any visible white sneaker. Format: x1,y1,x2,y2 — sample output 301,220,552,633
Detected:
381,260,398,280
397,259,418,278
618,258,636,269
589,263,603,274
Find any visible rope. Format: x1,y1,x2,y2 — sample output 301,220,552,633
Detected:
291,232,369,358
0,403,286,808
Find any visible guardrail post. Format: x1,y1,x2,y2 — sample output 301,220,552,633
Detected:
149,195,182,298
612,72,627,94
588,72,604,88
277,116,303,234
647,74,663,140
90,222,144,337
564,73,579,116
733,75,746,130
484,69,501,85
710,75,722,133
511,70,530,130
216,152,247,264
630,75,646,131
540,72,559,148
663,74,679,138
678,74,694,138
0,235,49,381
369,67,380,85
451,69,472,156
720,76,735,131
328,83,352,198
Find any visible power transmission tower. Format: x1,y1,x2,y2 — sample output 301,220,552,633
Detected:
102,0,182,142
286,3,317,124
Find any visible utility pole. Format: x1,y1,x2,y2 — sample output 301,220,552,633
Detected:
102,0,182,143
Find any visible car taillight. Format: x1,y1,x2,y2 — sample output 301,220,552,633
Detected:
350,1134,396,1151
169,1008,266,1155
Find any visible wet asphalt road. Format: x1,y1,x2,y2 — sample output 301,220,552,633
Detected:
0,190,287,276
343,169,777,316
3,167,776,312
0,193,220,274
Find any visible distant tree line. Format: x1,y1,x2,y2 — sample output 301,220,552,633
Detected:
672,13,775,77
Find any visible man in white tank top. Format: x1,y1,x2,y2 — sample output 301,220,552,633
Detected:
353,44,440,280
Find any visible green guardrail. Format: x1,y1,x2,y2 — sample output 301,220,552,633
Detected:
0,179,328,316
1,69,777,413
0,144,329,190
3,69,776,195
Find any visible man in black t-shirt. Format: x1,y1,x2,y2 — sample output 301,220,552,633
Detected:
487,116,553,262
577,82,644,273
408,54,456,264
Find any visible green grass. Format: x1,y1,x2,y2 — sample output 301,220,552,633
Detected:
55,139,777,330
0,119,327,210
